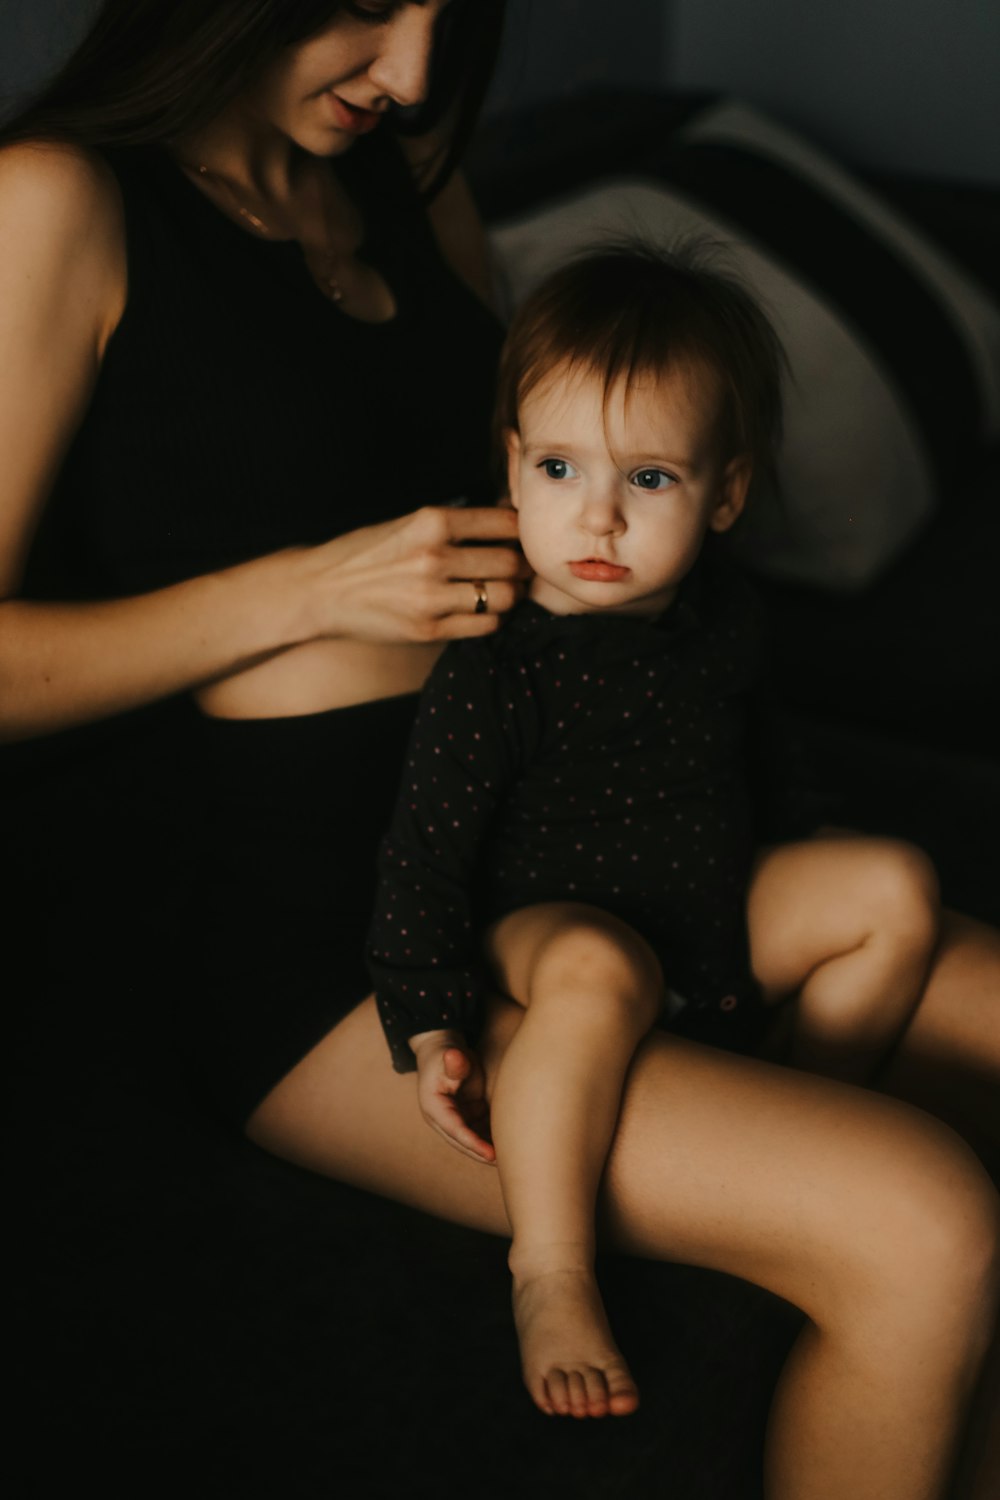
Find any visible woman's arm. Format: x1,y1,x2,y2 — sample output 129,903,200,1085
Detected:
0,144,521,743
0,144,310,740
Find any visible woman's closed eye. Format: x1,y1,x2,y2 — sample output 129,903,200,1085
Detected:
346,1,398,23
630,467,677,492
347,0,453,21
538,458,579,481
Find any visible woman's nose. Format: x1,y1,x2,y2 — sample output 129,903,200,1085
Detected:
367,10,437,108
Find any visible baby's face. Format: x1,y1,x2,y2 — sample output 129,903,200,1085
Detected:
506,362,749,618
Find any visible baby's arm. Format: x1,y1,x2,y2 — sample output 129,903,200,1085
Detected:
367,642,519,1092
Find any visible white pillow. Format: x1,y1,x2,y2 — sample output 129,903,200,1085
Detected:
488,101,1000,590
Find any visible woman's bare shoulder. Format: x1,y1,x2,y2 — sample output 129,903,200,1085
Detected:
0,141,127,349
0,138,122,222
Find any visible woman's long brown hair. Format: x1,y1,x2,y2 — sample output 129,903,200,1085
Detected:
0,0,506,194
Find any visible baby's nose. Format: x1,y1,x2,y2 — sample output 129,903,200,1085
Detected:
580,491,626,534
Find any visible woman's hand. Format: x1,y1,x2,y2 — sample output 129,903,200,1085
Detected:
410,1028,496,1165
298,505,530,645
0,150,526,738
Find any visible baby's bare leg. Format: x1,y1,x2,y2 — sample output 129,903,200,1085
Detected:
485,901,663,1419
748,835,940,1082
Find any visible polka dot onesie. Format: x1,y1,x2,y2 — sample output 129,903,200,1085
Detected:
367,547,769,1072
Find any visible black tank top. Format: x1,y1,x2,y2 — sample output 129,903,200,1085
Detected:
27,131,503,598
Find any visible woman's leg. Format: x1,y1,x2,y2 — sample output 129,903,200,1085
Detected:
744,858,1000,1500
248,995,1000,1500
483,902,663,1418
747,834,940,1082
880,909,1000,1500
880,910,1000,1158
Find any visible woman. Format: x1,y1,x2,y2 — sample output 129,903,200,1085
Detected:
2,4,998,1496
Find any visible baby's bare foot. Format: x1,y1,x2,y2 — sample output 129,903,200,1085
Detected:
511,1259,639,1419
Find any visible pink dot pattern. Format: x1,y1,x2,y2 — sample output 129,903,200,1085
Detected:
368,556,766,1072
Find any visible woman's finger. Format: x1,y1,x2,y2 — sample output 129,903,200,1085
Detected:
442,506,520,544
431,611,503,641
442,578,523,618
445,542,531,582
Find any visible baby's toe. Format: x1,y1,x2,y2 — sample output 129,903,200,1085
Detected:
565,1369,591,1419
605,1360,640,1415
581,1366,612,1417
544,1370,572,1416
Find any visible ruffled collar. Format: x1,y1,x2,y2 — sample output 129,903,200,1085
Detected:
494,556,707,664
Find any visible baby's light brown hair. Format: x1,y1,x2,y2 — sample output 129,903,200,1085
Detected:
494,240,786,491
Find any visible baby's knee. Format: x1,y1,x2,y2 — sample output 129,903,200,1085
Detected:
530,909,664,1027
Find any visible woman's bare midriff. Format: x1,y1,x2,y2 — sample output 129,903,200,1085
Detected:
194,636,446,719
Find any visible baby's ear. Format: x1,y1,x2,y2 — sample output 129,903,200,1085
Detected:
709,455,752,533
504,428,523,510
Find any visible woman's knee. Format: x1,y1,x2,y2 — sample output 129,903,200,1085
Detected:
830,1112,1000,1353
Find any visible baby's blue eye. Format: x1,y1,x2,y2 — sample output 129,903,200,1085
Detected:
539,458,578,480
631,468,675,492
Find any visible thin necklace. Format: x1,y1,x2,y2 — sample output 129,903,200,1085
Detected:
191,161,344,303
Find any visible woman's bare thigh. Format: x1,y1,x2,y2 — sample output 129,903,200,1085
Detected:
248,993,991,1324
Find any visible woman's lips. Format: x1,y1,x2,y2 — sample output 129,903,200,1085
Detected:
325,92,381,134
569,560,631,582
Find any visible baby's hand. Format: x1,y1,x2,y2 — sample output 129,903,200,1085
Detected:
409,1029,496,1165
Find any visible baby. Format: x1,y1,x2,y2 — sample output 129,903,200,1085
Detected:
367,243,940,1420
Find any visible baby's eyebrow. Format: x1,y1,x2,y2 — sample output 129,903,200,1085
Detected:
628,453,699,473
522,435,575,450
521,439,581,459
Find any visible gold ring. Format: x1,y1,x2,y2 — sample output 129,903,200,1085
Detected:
471,580,488,615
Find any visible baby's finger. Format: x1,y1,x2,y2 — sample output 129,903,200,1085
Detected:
433,1126,497,1165
429,1108,497,1164
442,1046,473,1085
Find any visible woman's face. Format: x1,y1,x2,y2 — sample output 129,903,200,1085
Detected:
248,1,456,154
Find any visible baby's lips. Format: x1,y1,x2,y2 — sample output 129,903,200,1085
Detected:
569,559,631,581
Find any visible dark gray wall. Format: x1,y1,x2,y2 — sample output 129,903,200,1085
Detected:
1,0,996,183
485,0,666,114
0,0,100,117
668,0,1000,185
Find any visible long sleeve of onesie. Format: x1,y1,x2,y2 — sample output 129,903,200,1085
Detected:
367,642,525,1072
